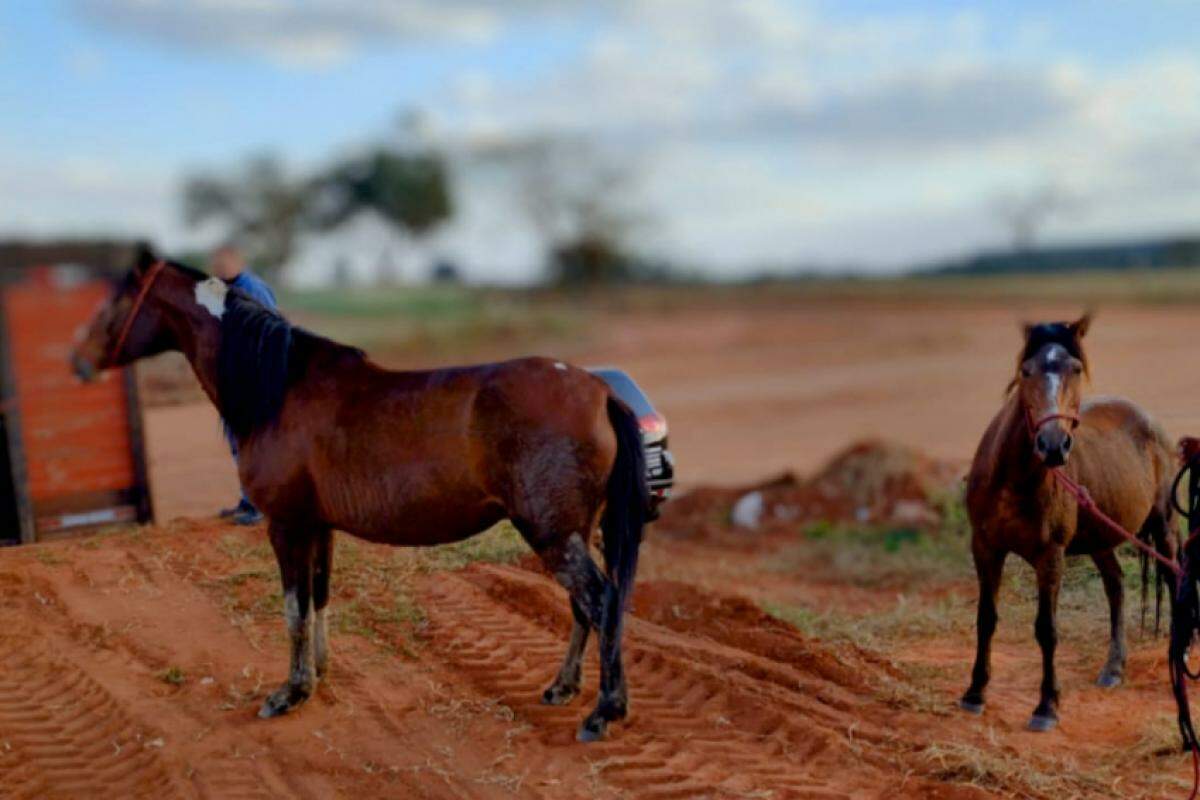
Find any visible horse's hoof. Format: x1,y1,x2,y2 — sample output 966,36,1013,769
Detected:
257,683,311,719
1027,714,1058,732
576,714,607,743
542,683,580,706
1096,672,1122,689
958,698,985,715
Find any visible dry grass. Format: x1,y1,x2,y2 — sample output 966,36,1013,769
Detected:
916,711,1189,799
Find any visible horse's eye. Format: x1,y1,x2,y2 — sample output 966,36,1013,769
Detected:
1021,366,1032,378
1071,363,1083,375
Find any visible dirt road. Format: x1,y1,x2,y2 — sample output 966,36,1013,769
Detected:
145,300,1200,520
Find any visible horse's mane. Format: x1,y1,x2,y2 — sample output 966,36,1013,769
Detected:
1006,321,1090,394
162,261,363,439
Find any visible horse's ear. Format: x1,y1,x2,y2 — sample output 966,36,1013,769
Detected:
132,241,159,274
1069,311,1093,339
1020,321,1035,340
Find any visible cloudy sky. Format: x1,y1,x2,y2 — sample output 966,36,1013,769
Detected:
3,1,1200,281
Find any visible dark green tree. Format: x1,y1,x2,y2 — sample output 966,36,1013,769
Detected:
310,149,453,283
182,155,307,280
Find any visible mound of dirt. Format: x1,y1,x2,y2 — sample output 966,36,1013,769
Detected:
659,438,963,537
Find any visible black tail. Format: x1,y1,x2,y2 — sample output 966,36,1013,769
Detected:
601,396,649,622
1140,509,1174,636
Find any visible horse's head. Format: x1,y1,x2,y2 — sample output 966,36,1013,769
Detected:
71,243,179,382
1014,314,1091,467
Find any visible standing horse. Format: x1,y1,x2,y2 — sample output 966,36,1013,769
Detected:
959,315,1176,731
71,247,647,742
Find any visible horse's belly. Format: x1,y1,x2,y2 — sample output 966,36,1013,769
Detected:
314,472,505,546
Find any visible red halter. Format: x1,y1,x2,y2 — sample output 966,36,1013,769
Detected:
108,260,166,365
1025,407,1081,438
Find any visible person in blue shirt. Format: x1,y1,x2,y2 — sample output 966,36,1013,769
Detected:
210,243,278,525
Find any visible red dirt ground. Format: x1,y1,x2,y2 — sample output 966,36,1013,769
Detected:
4,299,1199,798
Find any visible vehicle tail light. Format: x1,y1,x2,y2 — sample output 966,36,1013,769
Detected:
638,413,668,439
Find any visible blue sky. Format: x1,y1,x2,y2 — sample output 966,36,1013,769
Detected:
3,1,1200,282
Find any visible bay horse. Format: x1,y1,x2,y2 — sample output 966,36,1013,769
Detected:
71,247,648,742
959,314,1176,731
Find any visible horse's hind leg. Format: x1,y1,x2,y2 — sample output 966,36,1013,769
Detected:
521,526,621,741
542,598,589,706
260,520,318,718
1029,546,1064,732
1091,549,1125,688
586,574,629,742
960,545,1006,714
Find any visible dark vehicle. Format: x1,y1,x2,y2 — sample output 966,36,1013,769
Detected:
589,368,674,519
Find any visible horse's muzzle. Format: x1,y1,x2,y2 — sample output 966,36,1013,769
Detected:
1035,431,1073,467
70,352,97,383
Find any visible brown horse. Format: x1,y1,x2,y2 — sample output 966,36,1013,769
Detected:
71,247,648,742
959,315,1176,731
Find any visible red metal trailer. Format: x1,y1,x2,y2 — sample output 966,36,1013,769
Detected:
0,251,152,544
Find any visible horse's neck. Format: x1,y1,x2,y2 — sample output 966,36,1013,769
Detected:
991,396,1050,493
158,288,224,410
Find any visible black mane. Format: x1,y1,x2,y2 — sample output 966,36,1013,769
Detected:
168,262,363,440
217,290,295,439
1008,320,1090,394
1021,322,1086,365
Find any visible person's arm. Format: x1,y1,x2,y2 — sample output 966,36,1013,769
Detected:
244,274,278,309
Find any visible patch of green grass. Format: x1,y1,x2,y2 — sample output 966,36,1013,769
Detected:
931,484,971,540
783,519,971,589
31,548,65,566
216,534,273,564
415,522,528,572
157,666,185,686
764,594,973,652
280,285,483,319
332,588,427,659
217,568,275,588
279,286,582,356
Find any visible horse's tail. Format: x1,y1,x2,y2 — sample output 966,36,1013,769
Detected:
1141,426,1182,635
601,396,648,625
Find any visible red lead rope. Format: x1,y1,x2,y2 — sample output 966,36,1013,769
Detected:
1049,467,1183,578
108,260,166,365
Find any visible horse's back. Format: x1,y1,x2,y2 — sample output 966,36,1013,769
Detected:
1073,395,1173,521
1080,395,1171,454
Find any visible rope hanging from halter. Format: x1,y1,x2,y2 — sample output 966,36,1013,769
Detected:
108,260,166,364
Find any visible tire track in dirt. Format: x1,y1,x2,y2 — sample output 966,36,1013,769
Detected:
0,640,178,799
422,564,891,799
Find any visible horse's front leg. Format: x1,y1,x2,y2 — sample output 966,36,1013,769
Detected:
1091,549,1125,688
312,528,334,679
960,544,1006,714
260,520,318,718
1029,546,1064,731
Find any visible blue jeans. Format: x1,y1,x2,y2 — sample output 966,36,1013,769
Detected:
225,424,254,509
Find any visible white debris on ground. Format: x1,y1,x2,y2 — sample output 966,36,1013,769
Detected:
730,491,765,529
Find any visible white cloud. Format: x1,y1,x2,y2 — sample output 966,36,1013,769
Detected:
72,0,518,67
426,3,1200,272
50,1,1200,276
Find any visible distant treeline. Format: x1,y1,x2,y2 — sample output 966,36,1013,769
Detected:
925,236,1200,276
